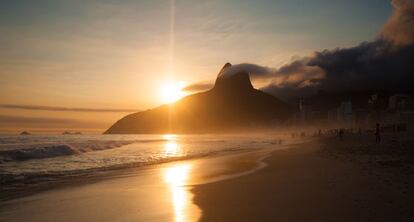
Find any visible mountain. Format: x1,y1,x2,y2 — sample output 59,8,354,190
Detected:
105,63,292,134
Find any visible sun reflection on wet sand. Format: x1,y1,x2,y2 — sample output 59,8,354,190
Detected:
165,164,191,222
164,163,197,222
162,134,200,222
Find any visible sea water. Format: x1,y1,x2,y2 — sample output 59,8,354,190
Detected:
0,134,284,186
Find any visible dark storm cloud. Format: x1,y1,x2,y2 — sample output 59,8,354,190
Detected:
262,0,414,99
187,38,414,99
307,40,414,92
271,59,325,88
0,104,139,113
263,40,414,99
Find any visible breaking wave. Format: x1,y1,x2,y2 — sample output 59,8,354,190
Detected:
0,140,140,162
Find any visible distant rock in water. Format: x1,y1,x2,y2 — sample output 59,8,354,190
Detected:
105,63,292,134
62,131,82,135
20,131,31,135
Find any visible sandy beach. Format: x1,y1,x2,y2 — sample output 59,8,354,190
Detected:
1,134,414,222
193,133,414,222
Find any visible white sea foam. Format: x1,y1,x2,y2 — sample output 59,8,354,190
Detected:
0,140,139,161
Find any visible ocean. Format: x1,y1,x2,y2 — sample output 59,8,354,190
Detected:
0,134,284,187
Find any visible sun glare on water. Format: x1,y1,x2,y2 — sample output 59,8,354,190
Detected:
161,81,186,104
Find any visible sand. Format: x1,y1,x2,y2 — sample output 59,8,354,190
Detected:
192,137,414,222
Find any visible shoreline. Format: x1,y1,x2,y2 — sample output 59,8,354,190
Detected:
1,136,307,202
0,142,285,222
0,147,273,202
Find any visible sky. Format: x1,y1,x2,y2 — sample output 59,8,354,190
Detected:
0,0,392,133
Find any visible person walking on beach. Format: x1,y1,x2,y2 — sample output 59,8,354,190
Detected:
339,128,344,140
375,123,381,143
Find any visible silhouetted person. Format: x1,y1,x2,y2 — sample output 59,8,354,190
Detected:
375,123,381,143
338,128,344,140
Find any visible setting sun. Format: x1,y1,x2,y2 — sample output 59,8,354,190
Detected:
160,82,186,104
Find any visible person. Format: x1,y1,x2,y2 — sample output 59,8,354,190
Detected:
339,128,344,140
375,123,381,143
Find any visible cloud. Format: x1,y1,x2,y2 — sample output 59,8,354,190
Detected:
184,63,275,93
185,61,325,95
219,63,274,79
381,0,414,45
0,104,140,113
263,39,414,99
182,82,213,92
272,59,325,88
185,0,414,99
261,0,414,99
307,40,414,91
0,115,108,129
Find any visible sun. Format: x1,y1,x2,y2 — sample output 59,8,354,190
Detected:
160,81,186,104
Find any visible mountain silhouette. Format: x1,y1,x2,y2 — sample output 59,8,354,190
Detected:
105,63,292,134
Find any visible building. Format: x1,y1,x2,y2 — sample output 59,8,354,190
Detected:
337,101,353,122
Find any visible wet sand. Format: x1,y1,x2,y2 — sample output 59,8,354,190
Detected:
193,138,414,222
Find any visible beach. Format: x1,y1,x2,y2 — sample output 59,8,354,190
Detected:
1,133,414,221
193,133,414,222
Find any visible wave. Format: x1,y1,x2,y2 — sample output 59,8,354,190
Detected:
0,135,298,198
0,140,138,162
0,145,260,188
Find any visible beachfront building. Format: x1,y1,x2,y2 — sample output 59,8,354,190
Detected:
386,94,414,129
337,101,353,122
389,94,414,111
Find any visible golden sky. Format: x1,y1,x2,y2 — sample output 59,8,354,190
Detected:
0,0,391,133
